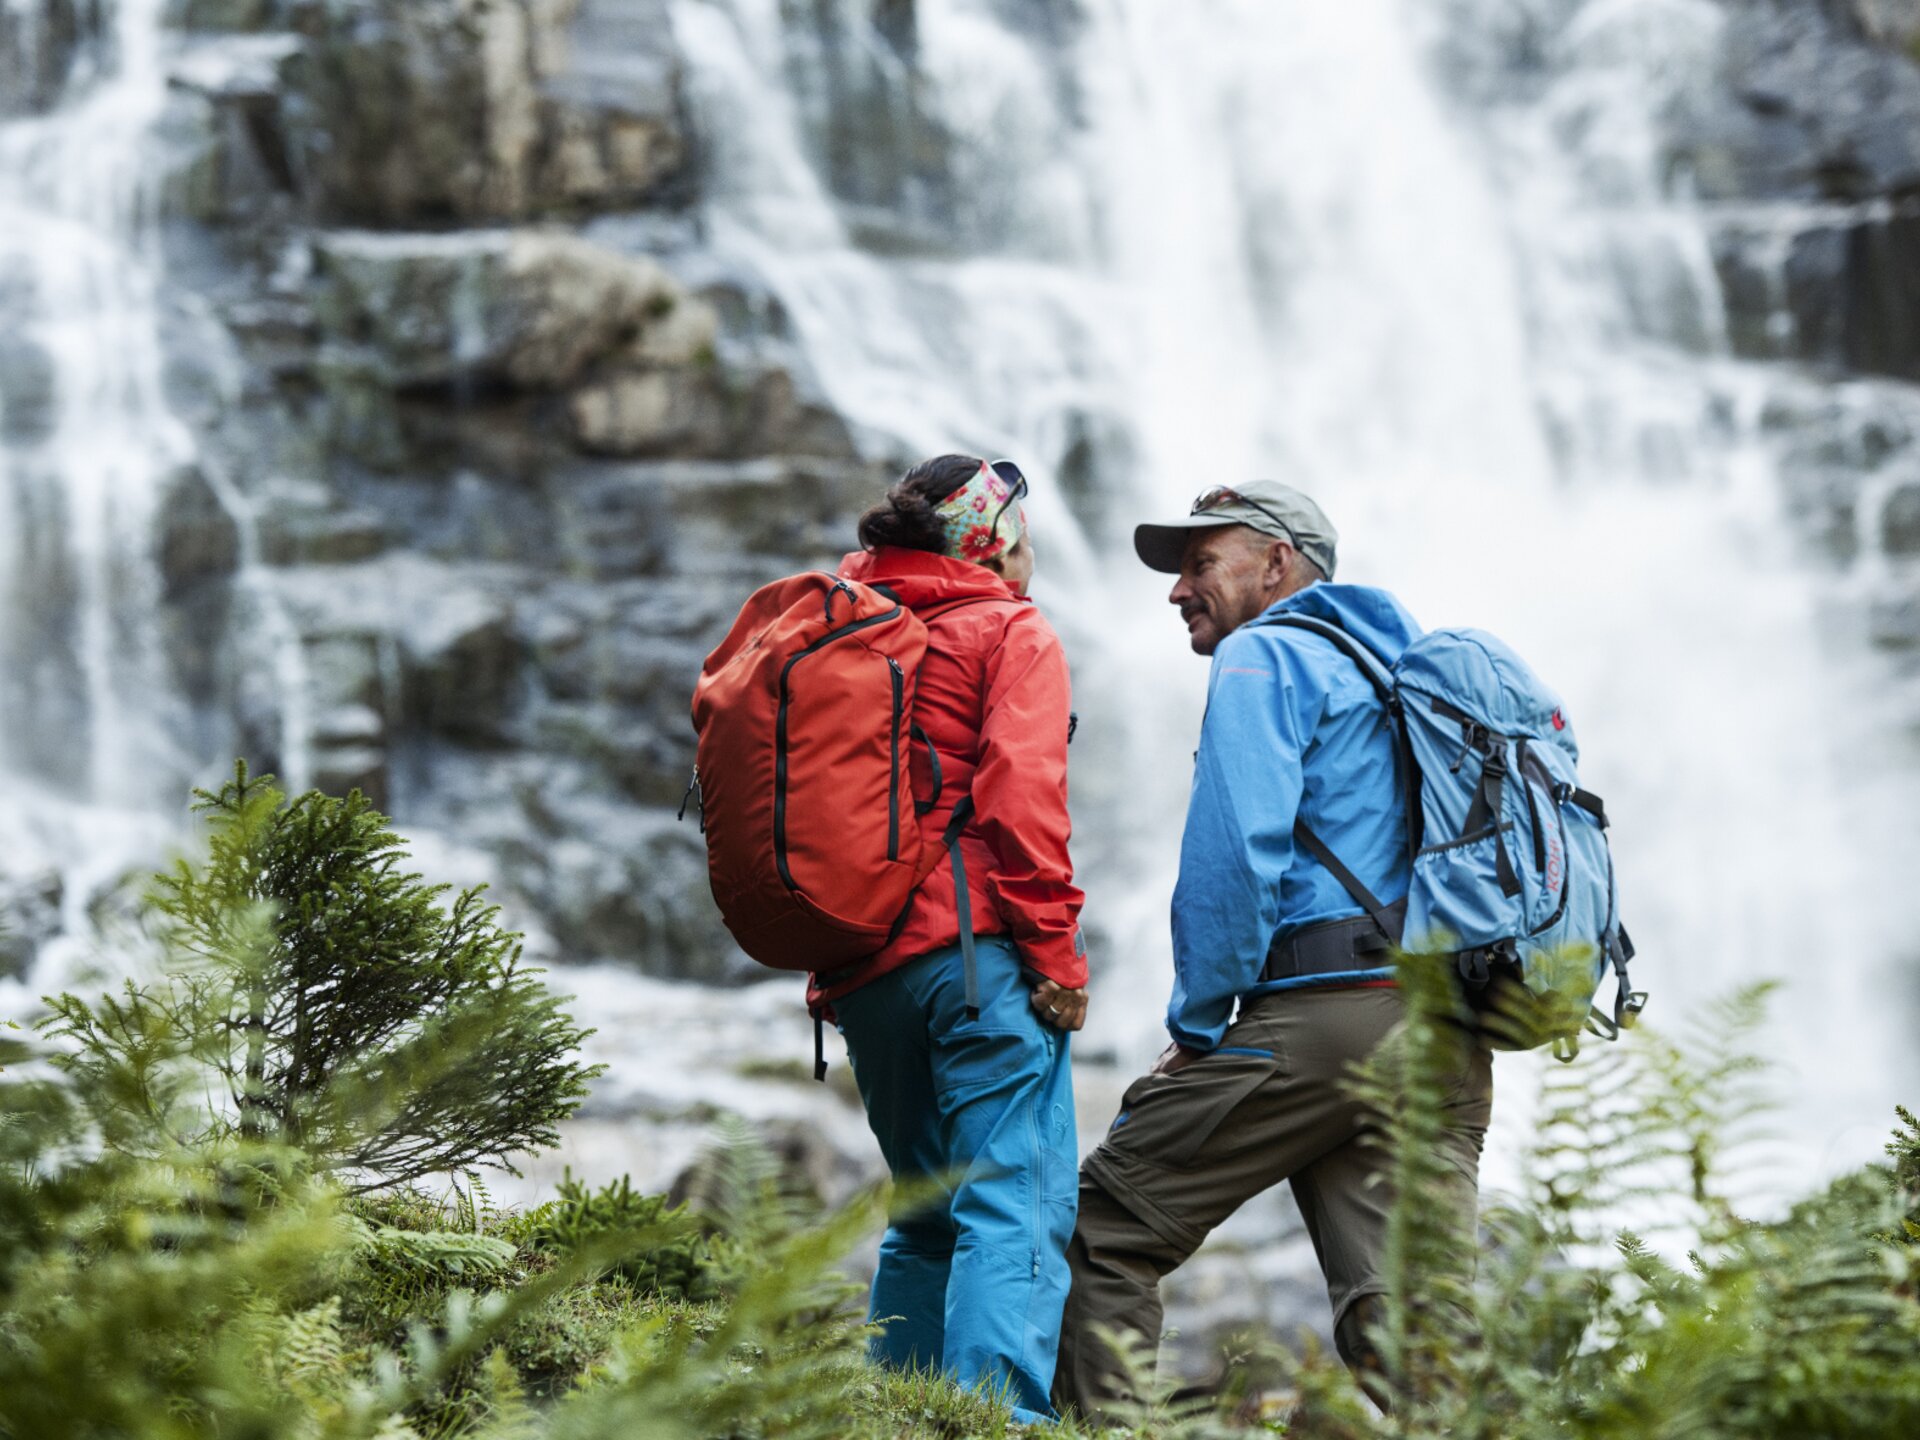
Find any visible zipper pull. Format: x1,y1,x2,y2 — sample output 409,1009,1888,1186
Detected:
677,766,701,823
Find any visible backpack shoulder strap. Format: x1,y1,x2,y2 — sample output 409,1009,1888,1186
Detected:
1256,612,1426,904
1260,613,1397,704
890,593,1024,1024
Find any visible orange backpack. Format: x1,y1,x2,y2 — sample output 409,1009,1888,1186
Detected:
688,572,977,974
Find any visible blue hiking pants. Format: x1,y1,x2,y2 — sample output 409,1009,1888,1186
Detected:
835,935,1077,1423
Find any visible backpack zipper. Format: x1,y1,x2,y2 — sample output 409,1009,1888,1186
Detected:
1516,743,1571,934
887,656,904,861
1529,790,1573,936
1515,739,1546,873
774,606,905,892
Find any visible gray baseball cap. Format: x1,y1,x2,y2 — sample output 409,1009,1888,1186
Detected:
1133,480,1339,579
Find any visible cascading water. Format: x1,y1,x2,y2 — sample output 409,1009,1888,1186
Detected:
0,0,195,992
664,0,1920,1193
0,0,307,997
2,0,1917,1351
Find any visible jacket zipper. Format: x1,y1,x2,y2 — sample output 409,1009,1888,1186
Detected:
887,657,904,861
774,606,904,891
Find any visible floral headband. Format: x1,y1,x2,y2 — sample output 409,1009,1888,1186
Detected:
934,460,1028,566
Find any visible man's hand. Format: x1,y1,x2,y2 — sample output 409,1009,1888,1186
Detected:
1151,1041,1203,1076
1028,979,1089,1032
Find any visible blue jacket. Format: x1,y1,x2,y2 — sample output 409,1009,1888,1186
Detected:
1166,584,1424,1050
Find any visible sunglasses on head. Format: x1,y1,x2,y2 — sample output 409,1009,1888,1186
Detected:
1191,485,1297,545
988,459,1028,537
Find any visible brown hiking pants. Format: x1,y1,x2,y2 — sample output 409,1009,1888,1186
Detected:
1052,987,1493,1417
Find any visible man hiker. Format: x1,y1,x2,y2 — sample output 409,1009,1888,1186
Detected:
1052,481,1494,1416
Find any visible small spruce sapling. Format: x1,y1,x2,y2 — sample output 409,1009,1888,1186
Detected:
44,762,601,1191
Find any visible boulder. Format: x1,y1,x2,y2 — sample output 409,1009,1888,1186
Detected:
282,0,687,224
567,370,710,456
568,359,857,461
312,229,681,391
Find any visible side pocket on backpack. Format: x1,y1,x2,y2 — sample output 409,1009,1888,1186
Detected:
1410,823,1521,951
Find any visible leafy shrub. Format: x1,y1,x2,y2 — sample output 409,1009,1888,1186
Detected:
1891,1105,1920,1251
507,1172,719,1301
8,768,1920,1438
1262,967,1920,1439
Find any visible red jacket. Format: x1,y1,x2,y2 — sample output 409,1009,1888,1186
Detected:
808,547,1087,1007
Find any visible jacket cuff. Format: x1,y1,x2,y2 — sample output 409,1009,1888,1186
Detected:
1021,926,1088,989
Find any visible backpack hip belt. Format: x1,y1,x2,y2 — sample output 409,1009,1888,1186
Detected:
1262,898,1407,984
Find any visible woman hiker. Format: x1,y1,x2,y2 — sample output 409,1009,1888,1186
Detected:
815,454,1090,1423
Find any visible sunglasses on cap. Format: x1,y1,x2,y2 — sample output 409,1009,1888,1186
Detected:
1191,485,1298,545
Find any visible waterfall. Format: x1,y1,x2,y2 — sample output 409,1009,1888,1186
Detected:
0,0,309,997
666,0,1920,1188
1,0,1915,1244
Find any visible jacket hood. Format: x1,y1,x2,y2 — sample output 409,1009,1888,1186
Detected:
1260,583,1422,665
839,547,1026,610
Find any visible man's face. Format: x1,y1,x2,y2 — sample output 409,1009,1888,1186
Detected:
1167,526,1281,655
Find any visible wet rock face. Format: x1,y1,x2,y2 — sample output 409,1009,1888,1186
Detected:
1668,1,1920,203
0,0,110,117
138,0,872,979
280,0,688,224
1685,1,1920,388
312,229,683,390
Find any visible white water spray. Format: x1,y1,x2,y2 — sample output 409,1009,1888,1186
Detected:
667,0,1920,1190
0,0,311,1002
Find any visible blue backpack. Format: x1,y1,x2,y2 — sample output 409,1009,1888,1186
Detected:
1266,615,1645,1056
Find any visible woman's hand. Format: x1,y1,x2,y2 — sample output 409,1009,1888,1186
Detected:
1028,978,1089,1032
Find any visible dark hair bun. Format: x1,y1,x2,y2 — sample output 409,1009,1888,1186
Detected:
857,453,983,554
